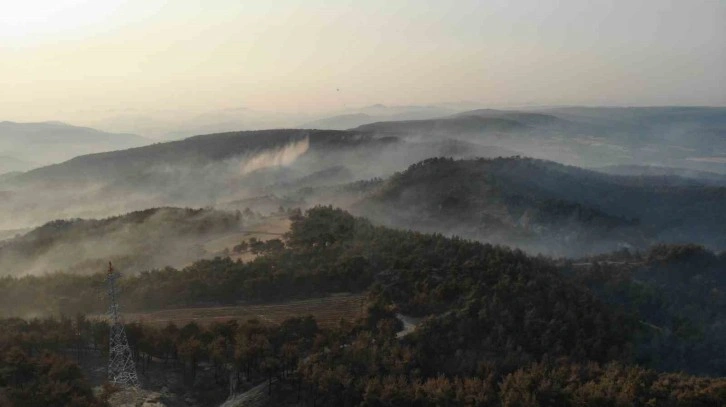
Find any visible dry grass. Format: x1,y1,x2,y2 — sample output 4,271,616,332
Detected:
122,294,366,328
202,215,292,262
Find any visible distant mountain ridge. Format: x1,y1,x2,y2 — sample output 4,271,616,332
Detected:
352,106,726,172
595,164,726,186
352,108,580,134
299,105,458,130
300,113,375,130
0,120,145,142
0,121,148,170
354,114,529,135
13,129,385,184
0,155,36,174
5,106,726,244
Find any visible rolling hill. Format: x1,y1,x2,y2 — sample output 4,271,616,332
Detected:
353,107,726,172
5,107,726,253
0,207,245,277
12,129,377,184
354,114,529,136
300,113,376,130
0,129,401,228
300,104,459,129
0,121,148,167
354,157,726,255
0,126,523,230
594,164,726,186
2,206,725,406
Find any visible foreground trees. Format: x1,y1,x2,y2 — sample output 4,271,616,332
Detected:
0,346,103,406
1,310,725,406
0,207,724,405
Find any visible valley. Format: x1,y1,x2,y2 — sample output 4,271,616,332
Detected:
2,107,726,406
4,2,725,405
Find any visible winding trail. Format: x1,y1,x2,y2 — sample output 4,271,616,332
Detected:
396,313,422,338
219,379,277,407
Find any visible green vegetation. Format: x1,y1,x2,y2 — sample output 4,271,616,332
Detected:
1,207,725,405
568,244,726,376
357,157,726,254
1,303,724,406
0,317,105,406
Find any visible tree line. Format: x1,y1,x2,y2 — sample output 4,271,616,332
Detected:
0,206,725,405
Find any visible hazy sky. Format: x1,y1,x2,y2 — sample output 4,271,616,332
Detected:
1,0,724,126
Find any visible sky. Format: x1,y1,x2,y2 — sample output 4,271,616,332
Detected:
1,0,724,134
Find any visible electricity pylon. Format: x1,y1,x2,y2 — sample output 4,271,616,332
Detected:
106,262,140,388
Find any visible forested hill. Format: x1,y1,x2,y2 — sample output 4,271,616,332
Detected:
12,129,393,185
2,206,725,405
0,207,243,276
0,206,634,368
567,244,726,376
355,157,726,254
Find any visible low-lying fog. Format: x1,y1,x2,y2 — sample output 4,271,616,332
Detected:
1,107,725,276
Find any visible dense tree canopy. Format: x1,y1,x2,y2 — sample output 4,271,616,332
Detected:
0,207,724,405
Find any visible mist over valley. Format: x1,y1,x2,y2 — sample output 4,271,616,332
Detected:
2,1,726,405
4,113,726,407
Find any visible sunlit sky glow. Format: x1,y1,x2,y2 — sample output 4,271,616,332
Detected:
1,0,724,127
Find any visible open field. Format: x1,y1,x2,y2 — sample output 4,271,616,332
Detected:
202,215,291,262
121,294,366,328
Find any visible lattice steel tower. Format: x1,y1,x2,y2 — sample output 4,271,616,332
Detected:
106,262,140,388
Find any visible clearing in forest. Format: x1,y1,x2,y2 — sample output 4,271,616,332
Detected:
202,215,292,262
122,294,366,328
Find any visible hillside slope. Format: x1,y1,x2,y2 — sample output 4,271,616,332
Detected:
0,129,399,228
569,244,726,375
1,207,724,405
1,127,522,229
14,129,376,184
0,207,243,276
355,157,726,254
595,164,726,186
